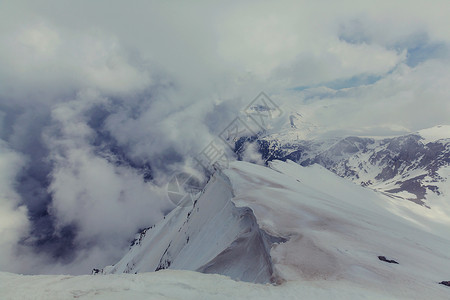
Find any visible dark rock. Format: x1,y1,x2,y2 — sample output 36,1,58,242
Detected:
155,259,171,271
91,268,101,275
439,281,450,287
378,256,399,264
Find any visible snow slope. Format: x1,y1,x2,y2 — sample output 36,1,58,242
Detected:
86,160,450,299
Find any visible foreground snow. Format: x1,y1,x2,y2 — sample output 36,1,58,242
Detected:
0,269,414,300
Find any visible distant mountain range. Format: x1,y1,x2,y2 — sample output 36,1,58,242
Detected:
249,125,450,207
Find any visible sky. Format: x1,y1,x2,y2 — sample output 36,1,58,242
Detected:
0,0,449,275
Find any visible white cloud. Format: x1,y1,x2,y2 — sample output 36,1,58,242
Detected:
290,59,450,136
0,142,29,272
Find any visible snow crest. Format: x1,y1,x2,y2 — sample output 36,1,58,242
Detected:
101,171,285,284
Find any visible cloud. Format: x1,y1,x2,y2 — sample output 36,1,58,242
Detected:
0,142,29,273
0,22,152,102
292,58,450,137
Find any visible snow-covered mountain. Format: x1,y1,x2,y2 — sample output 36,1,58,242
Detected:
91,159,450,299
254,125,450,207
98,169,283,284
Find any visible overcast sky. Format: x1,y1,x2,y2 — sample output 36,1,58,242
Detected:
0,0,449,275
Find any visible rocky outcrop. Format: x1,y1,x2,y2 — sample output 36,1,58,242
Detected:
378,256,399,264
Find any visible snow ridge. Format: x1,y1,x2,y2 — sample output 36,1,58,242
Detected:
100,171,285,284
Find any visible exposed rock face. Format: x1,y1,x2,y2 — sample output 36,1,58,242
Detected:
253,129,450,206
